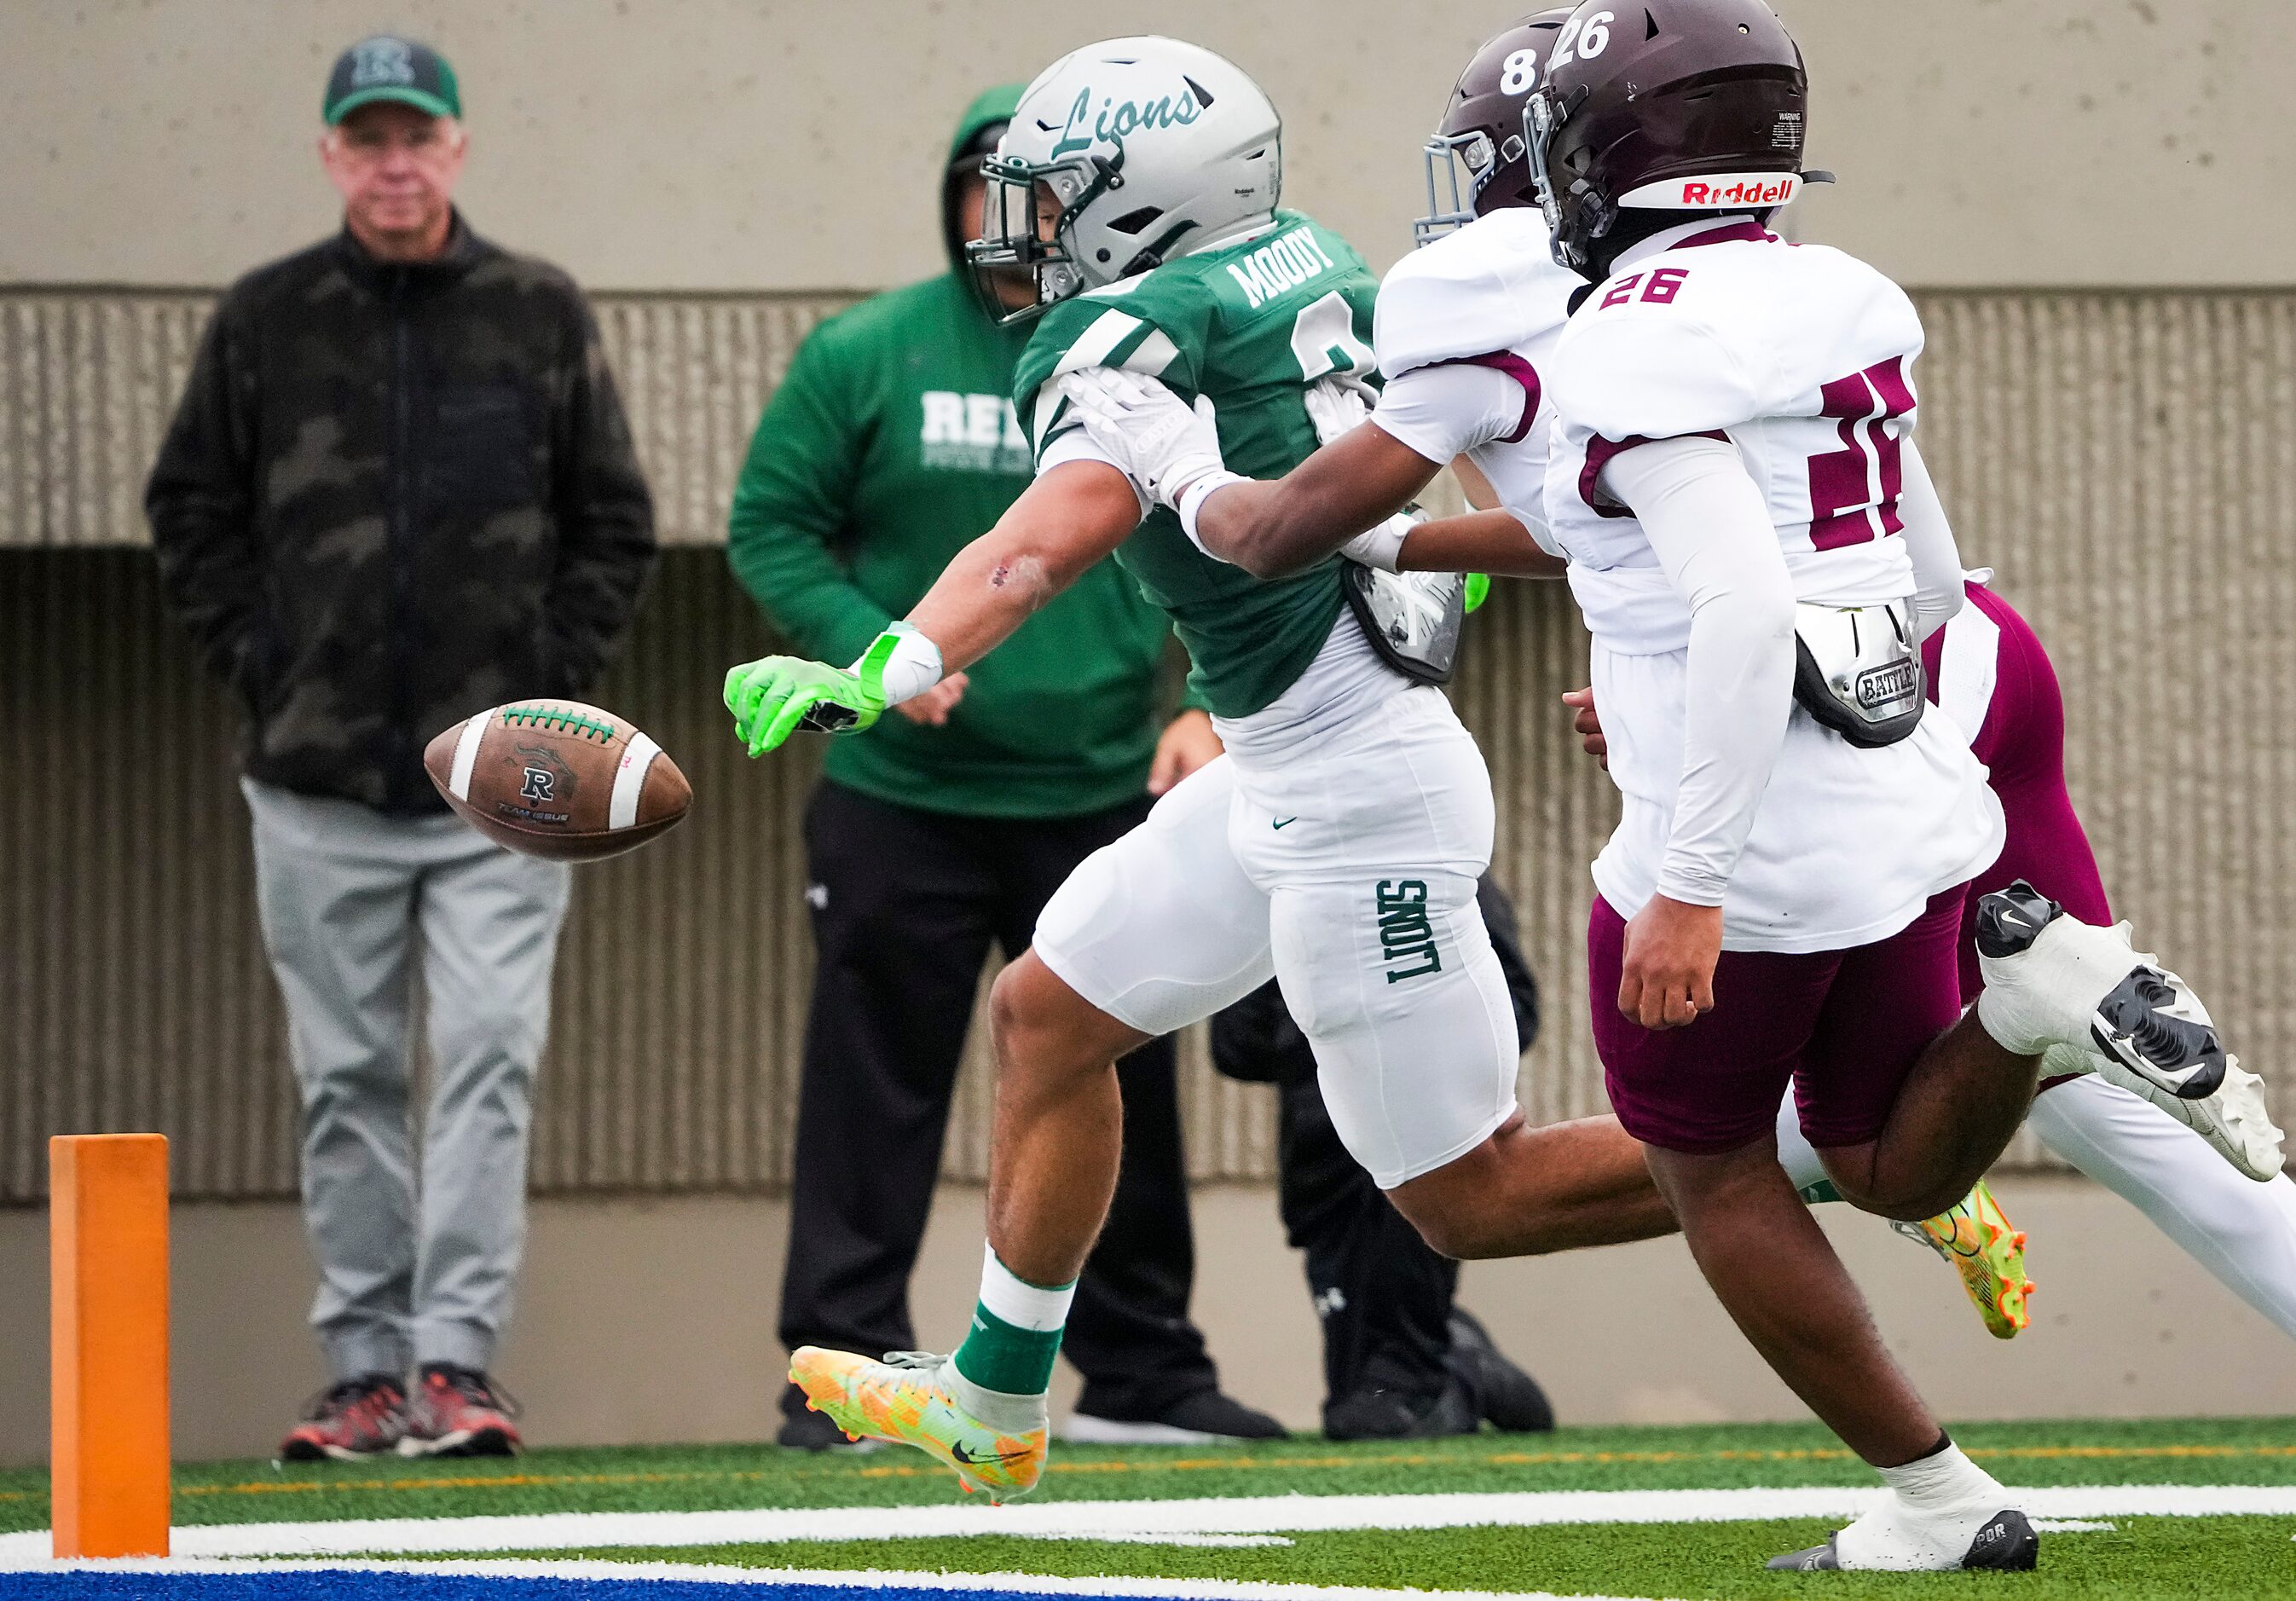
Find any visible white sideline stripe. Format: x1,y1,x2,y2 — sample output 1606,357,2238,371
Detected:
2,1483,2287,1566
610,732,662,829
0,1558,1653,1600
447,710,492,801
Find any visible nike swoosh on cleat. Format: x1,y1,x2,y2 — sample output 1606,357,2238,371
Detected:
949,1441,1030,1466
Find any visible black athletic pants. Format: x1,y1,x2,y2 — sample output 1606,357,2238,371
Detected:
1212,878,1540,1425
777,780,1219,1425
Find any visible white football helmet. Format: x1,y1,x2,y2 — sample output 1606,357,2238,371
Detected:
969,37,1282,323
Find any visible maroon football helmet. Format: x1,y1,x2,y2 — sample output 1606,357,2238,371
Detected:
1415,9,1576,247
1526,0,1821,274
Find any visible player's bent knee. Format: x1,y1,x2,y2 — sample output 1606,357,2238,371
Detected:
1385,1137,1515,1260
1385,1193,1478,1261
989,950,1152,1082
1817,1147,1959,1224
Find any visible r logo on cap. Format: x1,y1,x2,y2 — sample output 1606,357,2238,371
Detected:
324,34,461,125
349,38,417,90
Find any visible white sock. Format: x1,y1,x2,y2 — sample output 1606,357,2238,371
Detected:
1878,1439,2003,1511
1976,913,2137,1056
975,1241,1078,1332
1832,1440,2013,1570
2030,1074,2296,1339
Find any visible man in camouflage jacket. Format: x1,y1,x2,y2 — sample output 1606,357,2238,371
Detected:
146,34,654,1463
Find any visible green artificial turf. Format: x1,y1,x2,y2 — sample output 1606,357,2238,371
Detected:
3,1417,2293,1535
530,1517,2296,1600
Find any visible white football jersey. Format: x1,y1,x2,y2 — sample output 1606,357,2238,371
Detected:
1542,217,2001,952
1367,208,1580,532
1545,217,1929,653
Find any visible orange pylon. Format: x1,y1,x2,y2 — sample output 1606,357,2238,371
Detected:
50,1133,170,1558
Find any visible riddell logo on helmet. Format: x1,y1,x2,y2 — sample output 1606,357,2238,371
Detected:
1621,172,1802,209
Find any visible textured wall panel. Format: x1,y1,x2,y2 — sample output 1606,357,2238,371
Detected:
0,549,1253,1202
0,290,844,550
6,288,2293,1201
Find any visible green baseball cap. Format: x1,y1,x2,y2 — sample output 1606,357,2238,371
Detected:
324,35,461,125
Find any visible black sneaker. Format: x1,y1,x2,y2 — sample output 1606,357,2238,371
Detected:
1324,1377,1479,1442
1061,1388,1287,1444
280,1374,408,1461
1449,1310,1554,1434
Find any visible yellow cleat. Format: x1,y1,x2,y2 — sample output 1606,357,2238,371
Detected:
1901,1180,2034,1339
789,1346,1047,1501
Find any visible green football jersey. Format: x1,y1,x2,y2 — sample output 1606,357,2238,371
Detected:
1012,211,1380,719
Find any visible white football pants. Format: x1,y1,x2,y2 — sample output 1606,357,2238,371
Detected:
1033,686,1517,1190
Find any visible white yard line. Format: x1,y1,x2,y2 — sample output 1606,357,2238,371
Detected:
1,1483,2286,1568
0,1556,1657,1601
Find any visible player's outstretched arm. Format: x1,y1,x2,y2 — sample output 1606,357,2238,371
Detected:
1186,422,1443,580
723,461,1139,754
908,461,1142,668
1057,367,1450,581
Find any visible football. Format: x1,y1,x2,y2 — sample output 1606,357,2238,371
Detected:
423,700,691,863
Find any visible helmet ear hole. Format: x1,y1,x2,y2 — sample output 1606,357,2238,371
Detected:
1106,205,1165,235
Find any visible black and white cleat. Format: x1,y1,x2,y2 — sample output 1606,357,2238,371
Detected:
2090,967,2227,1101
1767,1508,2039,1572
1975,881,2229,1103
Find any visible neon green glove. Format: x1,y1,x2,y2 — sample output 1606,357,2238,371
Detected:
723,655,882,754
723,626,944,756
1464,573,1491,614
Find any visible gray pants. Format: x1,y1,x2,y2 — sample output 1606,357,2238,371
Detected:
244,777,571,1380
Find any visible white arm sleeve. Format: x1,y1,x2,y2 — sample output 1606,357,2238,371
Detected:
1366,361,1533,465
1896,439,1964,644
1599,436,1798,909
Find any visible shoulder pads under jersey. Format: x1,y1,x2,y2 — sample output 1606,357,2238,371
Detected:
1374,210,1577,381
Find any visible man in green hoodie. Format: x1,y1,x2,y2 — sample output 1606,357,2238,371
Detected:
728,86,1281,1450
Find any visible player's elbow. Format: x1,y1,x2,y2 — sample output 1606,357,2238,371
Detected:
1224,537,1299,581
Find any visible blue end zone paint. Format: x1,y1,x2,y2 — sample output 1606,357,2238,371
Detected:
0,1581,1065,1601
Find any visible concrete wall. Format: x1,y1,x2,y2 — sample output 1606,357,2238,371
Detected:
3,1174,2290,1467
4,1,2292,292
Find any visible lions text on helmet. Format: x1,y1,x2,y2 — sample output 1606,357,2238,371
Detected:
1524,0,1829,275
967,38,1283,323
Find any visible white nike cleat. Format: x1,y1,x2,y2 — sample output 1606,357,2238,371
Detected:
1769,1495,2039,1572
1975,881,2228,1096
2044,1041,2285,1182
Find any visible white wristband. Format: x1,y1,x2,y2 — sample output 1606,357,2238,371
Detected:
1339,511,1415,573
855,621,944,707
1177,471,1249,558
